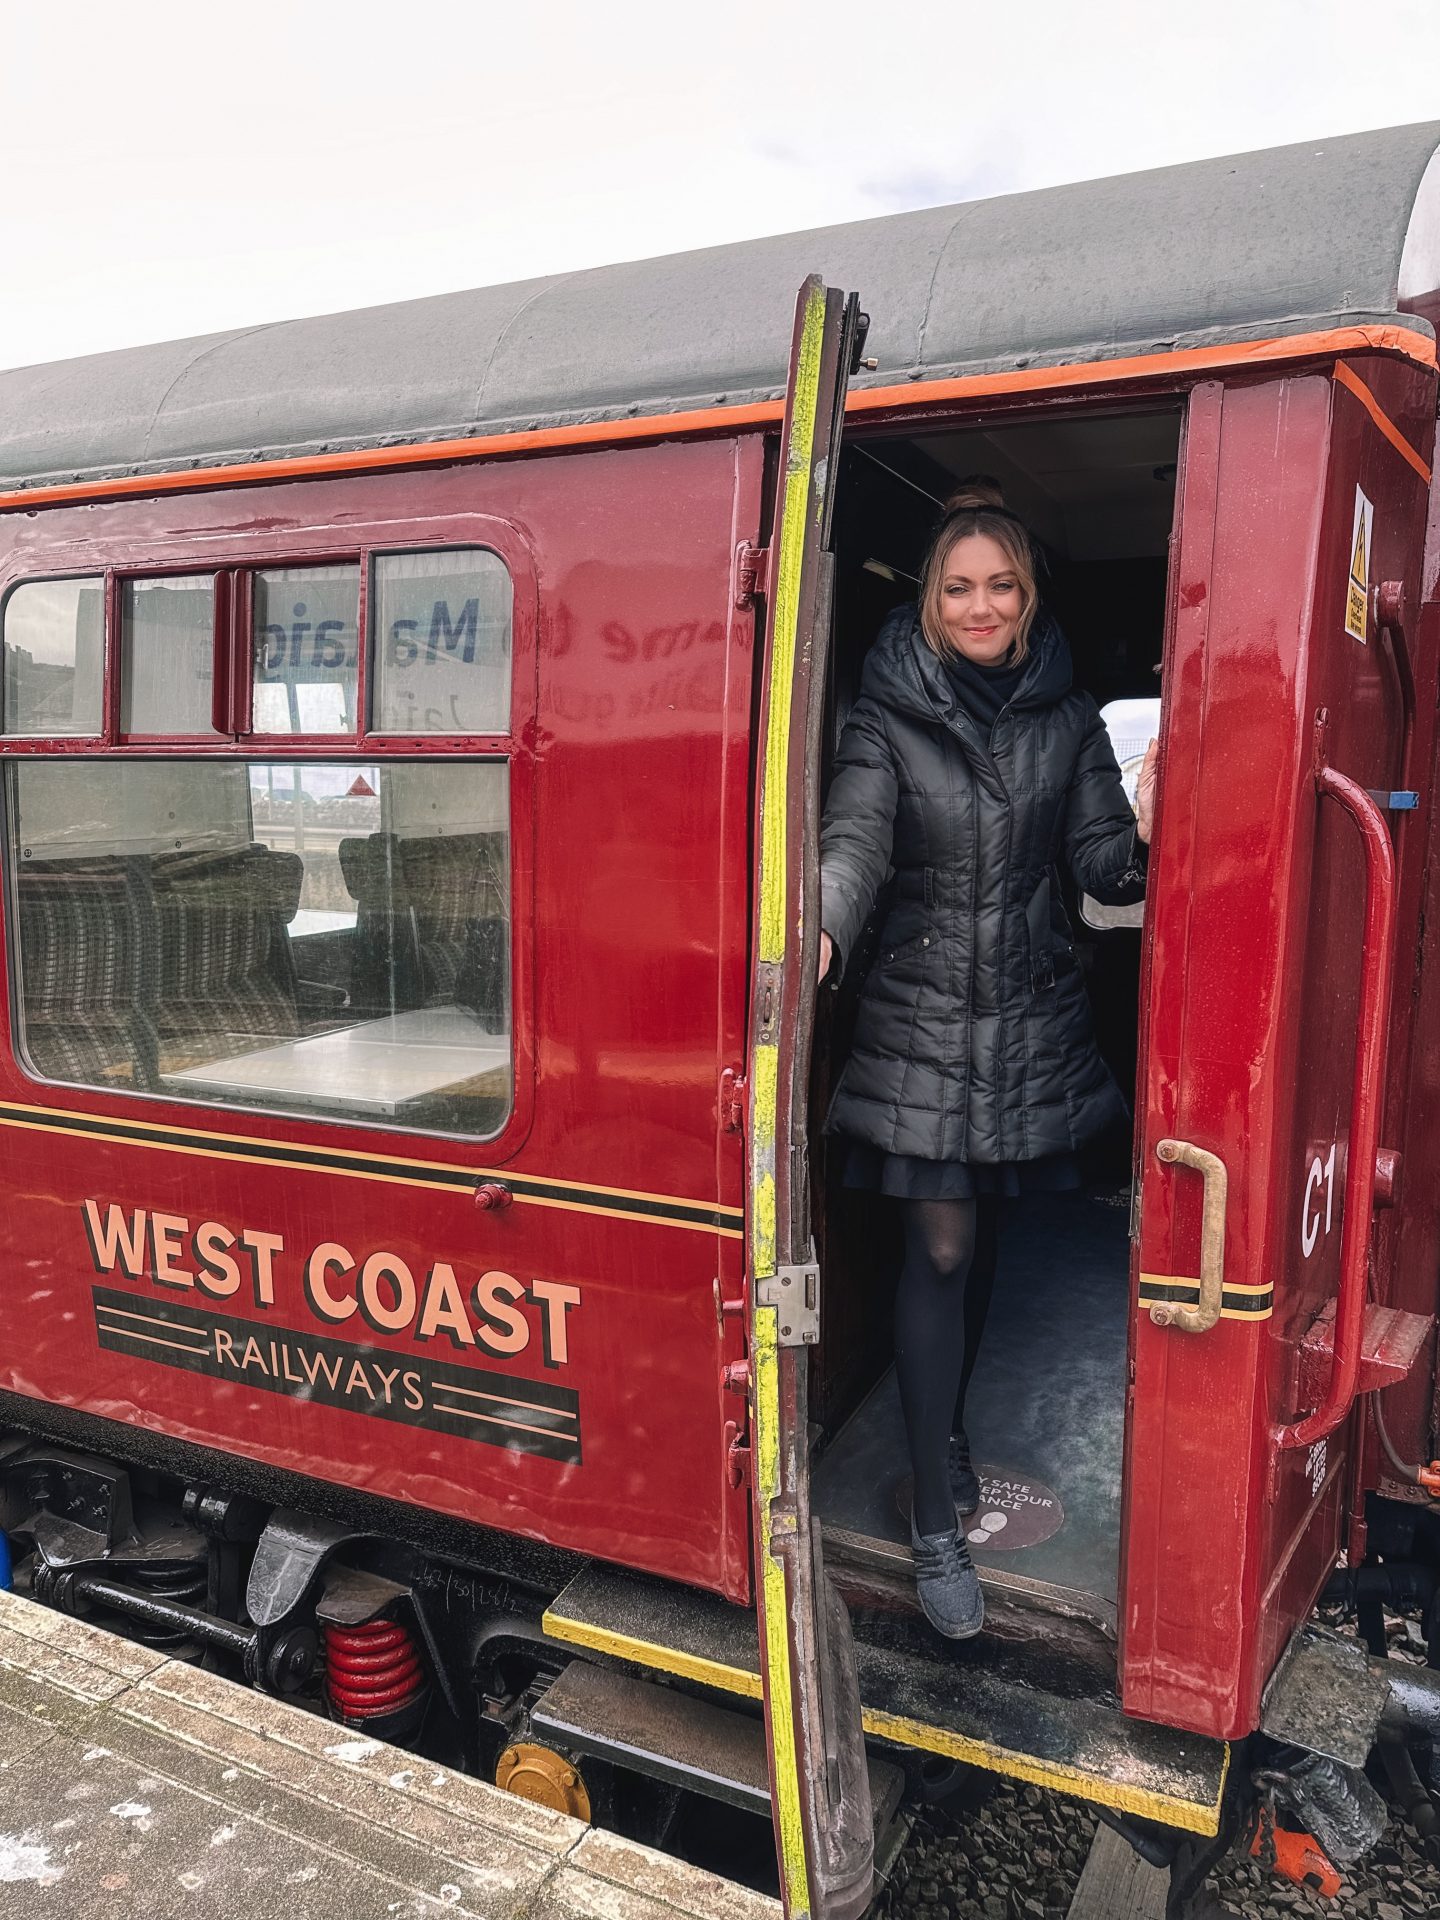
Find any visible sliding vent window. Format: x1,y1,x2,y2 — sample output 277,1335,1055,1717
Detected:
373,549,512,734
8,758,511,1140
253,565,359,734
3,577,104,736
122,576,219,735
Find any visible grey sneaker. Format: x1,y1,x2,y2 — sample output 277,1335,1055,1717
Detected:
948,1430,981,1517
910,1515,985,1640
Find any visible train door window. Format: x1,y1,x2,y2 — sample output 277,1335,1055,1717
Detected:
372,548,512,735
121,575,220,736
252,564,360,735
2,576,105,737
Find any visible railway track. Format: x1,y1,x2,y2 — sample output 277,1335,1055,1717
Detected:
881,1777,1439,1920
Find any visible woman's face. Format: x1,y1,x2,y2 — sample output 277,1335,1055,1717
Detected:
938,533,1025,664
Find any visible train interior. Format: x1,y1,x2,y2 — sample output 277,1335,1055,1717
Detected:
6,755,513,1138
810,404,1183,1643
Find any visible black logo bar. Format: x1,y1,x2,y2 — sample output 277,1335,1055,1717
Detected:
91,1285,581,1465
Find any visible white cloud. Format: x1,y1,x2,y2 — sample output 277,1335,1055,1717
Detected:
1,0,1436,370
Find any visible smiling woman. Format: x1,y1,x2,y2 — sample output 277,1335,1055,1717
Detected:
921,503,1039,667
816,487,1155,1635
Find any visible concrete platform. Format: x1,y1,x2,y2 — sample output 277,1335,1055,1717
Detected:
0,1589,780,1920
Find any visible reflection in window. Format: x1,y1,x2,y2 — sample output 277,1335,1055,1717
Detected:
3,577,105,736
373,548,512,734
8,759,511,1138
122,576,219,735
253,565,359,734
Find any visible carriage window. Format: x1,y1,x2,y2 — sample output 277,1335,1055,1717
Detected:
122,576,219,736
253,565,359,735
7,758,511,1139
2,577,105,737
372,548,512,734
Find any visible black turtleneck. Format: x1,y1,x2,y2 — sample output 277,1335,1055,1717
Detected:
942,646,1027,739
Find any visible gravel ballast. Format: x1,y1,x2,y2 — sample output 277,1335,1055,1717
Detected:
874,1607,1440,1919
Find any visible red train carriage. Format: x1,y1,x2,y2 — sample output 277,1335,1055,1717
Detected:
1,121,1439,1916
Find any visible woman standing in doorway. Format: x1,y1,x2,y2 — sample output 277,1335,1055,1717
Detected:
816,491,1157,1640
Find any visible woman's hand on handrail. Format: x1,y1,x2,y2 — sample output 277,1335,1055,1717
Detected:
1136,739,1159,845
817,931,834,989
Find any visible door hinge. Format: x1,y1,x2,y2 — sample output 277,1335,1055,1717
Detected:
755,1262,820,1346
719,1067,747,1133
725,1417,751,1489
733,541,771,609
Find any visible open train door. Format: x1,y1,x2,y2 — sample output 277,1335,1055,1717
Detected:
746,277,874,1920
1119,375,1416,1757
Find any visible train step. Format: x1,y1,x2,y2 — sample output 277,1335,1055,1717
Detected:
544,1564,1229,1836
531,1656,905,1828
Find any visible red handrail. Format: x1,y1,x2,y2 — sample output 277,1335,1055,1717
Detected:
1279,764,1397,1450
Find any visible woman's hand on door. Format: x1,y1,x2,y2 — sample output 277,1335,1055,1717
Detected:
817,931,834,989
1136,739,1159,845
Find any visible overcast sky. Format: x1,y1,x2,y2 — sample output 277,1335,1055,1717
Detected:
3,1,1438,374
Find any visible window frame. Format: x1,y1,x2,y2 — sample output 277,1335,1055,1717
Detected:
116,565,228,744
0,507,537,1158
0,570,110,743
367,543,515,741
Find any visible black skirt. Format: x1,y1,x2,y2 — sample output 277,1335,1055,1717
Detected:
839,1139,1081,1201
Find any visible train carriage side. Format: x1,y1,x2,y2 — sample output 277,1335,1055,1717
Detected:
0,436,767,1602
0,120,1437,1920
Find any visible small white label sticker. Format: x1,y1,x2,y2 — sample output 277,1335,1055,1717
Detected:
1345,487,1373,643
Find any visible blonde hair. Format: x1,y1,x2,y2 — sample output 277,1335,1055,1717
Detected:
919,498,1040,663
943,474,1005,512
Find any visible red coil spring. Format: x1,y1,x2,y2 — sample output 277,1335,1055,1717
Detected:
323,1618,425,1720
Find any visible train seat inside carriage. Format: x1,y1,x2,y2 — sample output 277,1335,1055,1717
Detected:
337,829,509,1025
19,841,310,1090
7,758,512,1135
15,853,165,1089
150,843,306,1069
812,406,1181,1627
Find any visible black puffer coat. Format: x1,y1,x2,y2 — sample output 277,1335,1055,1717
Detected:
819,609,1146,1163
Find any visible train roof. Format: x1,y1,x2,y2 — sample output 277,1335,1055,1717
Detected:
2,120,1438,496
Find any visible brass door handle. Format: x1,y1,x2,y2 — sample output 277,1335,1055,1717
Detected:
1150,1138,1228,1333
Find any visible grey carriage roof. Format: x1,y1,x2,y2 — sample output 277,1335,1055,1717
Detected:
3,120,1439,495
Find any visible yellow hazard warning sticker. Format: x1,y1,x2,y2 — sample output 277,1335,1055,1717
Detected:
1345,486,1373,643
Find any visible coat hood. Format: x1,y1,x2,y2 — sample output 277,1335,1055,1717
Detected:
859,604,1074,728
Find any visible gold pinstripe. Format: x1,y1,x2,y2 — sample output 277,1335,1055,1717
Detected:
0,1100,743,1236
1138,1271,1274,1323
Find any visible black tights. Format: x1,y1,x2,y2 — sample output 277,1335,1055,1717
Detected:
895,1196,999,1535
